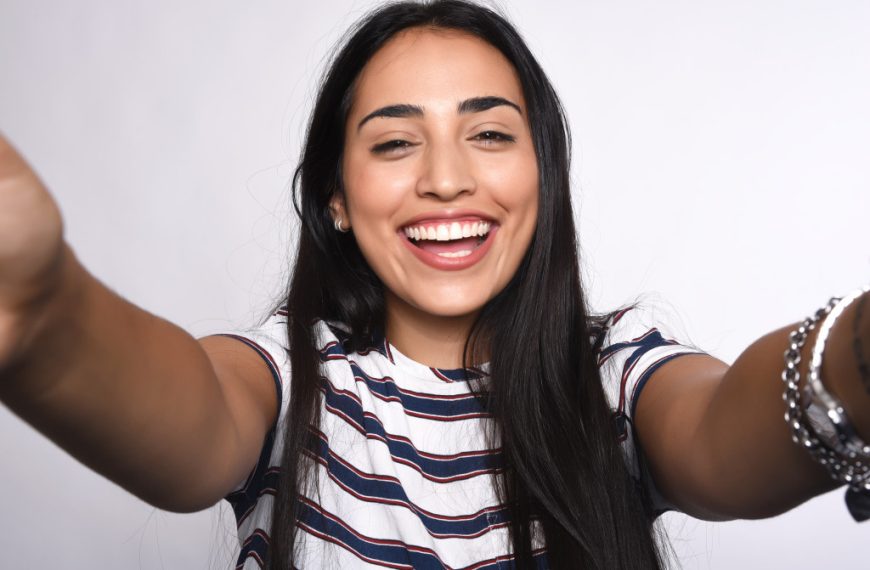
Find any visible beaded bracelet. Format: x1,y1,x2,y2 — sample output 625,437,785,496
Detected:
782,287,870,521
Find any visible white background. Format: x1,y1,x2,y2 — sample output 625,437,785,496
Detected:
1,0,868,568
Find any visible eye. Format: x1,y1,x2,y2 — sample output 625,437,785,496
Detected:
370,139,417,155
471,130,516,146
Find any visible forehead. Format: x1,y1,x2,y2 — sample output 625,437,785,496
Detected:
350,28,525,116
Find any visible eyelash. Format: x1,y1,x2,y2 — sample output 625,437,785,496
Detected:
473,130,516,145
369,131,516,155
370,140,415,154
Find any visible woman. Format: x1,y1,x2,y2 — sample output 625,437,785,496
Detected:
0,1,867,568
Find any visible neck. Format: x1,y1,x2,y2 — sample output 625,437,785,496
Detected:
384,292,482,369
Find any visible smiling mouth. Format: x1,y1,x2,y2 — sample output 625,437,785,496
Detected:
402,220,492,259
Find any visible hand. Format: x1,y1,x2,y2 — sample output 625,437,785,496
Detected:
0,133,67,372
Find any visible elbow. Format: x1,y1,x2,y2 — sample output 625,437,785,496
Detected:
137,488,225,514
667,456,834,521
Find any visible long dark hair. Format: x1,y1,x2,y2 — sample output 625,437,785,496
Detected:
269,1,664,568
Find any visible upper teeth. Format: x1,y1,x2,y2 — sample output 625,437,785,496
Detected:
403,221,491,241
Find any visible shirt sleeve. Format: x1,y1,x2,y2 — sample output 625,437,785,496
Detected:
596,304,707,515
211,307,291,498
213,308,291,425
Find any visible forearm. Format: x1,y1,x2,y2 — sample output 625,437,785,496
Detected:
0,244,238,512
693,292,869,518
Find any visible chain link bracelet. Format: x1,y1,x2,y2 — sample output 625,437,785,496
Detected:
807,285,870,459
782,290,870,521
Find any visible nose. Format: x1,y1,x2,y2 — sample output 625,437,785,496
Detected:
415,141,476,201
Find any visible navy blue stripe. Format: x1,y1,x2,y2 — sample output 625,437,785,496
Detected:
215,333,283,420
629,351,700,419
599,327,674,362
321,324,486,383
299,499,547,570
320,379,502,480
307,431,506,537
430,366,486,382
235,528,269,569
318,356,489,418
225,428,278,526
298,500,468,569
323,322,389,361
215,334,284,526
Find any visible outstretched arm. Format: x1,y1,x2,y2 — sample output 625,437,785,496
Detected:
0,134,278,512
635,293,869,520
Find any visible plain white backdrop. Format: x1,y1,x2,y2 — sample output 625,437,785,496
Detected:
1,0,868,568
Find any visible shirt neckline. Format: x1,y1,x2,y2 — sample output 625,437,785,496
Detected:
319,319,490,387
383,333,490,384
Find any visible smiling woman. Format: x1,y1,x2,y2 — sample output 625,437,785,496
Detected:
339,29,539,358
0,1,869,569
246,6,670,565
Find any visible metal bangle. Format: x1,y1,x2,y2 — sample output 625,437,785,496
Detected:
806,285,870,458
782,298,870,496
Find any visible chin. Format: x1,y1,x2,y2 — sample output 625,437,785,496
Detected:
409,289,494,319
423,303,484,319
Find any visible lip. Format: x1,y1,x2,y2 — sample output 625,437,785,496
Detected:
398,208,498,229
400,224,499,271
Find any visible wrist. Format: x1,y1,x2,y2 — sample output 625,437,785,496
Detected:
0,243,88,387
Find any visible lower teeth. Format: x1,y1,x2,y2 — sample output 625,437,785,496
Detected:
436,250,473,258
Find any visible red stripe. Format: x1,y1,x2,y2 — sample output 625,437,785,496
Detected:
219,334,283,385
429,368,455,383
304,449,506,539
296,521,414,570
297,498,544,570
350,368,476,401
236,484,278,527
629,352,679,405
320,399,501,483
618,353,642,414
629,328,659,343
611,306,633,325
384,337,395,364
598,350,617,366
321,352,485,402
312,424,499,482
298,497,454,565
320,361,485,408
235,528,270,570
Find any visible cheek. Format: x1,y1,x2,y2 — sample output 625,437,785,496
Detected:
343,154,410,231
489,153,539,240
341,153,417,282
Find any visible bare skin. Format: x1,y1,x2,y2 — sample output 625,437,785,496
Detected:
0,137,277,512
336,29,539,368
1,27,868,525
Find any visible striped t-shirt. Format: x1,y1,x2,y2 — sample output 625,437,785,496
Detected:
220,305,703,569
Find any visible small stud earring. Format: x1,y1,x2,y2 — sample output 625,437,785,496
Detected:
334,216,350,233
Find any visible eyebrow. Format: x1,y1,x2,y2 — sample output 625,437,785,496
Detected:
458,96,522,116
357,103,424,131
356,96,522,131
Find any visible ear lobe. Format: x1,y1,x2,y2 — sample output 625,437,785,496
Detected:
329,196,351,231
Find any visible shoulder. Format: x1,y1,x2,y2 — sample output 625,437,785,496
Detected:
591,301,712,515
205,311,357,393
594,302,707,421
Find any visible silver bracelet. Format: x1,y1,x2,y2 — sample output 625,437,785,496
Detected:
782,299,837,457
806,285,870,458
782,292,870,521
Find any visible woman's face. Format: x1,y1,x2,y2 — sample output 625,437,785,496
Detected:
340,28,539,322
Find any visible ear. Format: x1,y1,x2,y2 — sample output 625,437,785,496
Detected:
329,195,350,230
